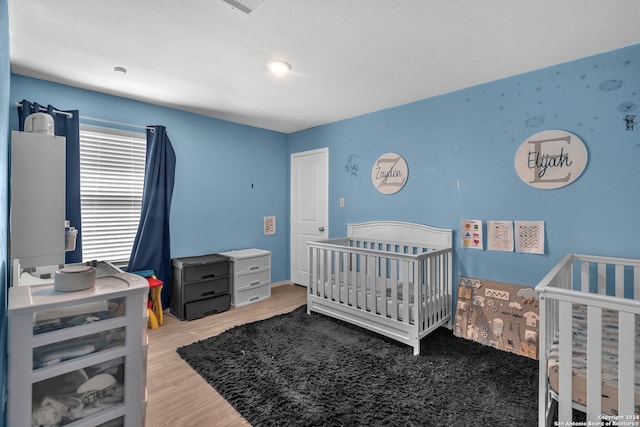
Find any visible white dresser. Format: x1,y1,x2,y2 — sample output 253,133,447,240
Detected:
219,248,271,307
7,273,148,427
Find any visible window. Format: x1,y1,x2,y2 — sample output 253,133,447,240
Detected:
79,125,146,265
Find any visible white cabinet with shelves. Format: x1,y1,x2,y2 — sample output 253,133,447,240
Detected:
8,273,148,427
219,248,271,307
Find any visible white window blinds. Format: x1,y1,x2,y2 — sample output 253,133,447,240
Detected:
79,125,146,264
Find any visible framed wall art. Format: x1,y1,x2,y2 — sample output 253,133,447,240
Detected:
371,152,408,194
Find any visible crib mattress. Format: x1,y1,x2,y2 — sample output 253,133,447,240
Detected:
547,305,640,415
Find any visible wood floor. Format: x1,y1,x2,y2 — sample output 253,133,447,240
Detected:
145,283,307,427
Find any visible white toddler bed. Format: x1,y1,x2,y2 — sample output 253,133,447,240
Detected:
536,254,640,427
307,221,453,356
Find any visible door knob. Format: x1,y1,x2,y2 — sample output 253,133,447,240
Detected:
319,227,325,232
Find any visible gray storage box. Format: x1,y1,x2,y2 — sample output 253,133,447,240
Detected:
171,254,231,320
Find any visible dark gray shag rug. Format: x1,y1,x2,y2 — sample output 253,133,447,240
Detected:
177,305,538,426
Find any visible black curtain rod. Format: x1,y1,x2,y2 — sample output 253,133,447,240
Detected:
15,103,162,131
15,102,73,118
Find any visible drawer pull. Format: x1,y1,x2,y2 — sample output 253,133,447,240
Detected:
249,296,260,302
201,291,217,297
249,281,261,287
201,274,217,279
249,265,260,271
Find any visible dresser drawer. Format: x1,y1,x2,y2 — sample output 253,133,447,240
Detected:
233,283,270,307
236,255,270,274
183,277,229,302
235,270,270,291
183,262,228,284
184,294,231,320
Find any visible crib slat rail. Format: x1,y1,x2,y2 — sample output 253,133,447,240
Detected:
536,253,640,427
307,222,452,356
619,311,636,417
586,305,602,420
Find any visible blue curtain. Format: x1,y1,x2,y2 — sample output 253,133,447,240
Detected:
128,125,176,309
18,100,83,263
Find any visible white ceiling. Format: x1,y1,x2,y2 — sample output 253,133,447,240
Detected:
8,0,640,134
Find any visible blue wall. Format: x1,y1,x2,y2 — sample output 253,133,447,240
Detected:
8,76,291,283
289,43,640,288
1,0,9,422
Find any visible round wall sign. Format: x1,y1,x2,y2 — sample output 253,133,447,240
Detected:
371,152,408,194
514,130,588,189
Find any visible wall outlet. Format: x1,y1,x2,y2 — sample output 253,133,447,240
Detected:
339,198,345,208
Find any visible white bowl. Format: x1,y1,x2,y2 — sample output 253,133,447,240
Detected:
54,265,96,292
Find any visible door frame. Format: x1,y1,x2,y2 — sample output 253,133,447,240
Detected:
290,147,329,286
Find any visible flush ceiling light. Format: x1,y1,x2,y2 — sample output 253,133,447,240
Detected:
267,60,291,76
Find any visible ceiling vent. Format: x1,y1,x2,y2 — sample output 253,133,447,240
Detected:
222,0,264,14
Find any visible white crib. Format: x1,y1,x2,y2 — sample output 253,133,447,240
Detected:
307,221,453,356
536,253,640,426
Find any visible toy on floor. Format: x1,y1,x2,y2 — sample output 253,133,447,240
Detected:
147,275,163,327
132,270,164,328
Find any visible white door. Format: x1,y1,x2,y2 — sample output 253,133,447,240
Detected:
290,148,328,286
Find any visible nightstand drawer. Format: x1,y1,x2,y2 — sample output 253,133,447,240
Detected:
234,283,270,307
183,277,229,302
235,270,270,291
184,294,231,320
183,262,229,284
236,255,270,274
